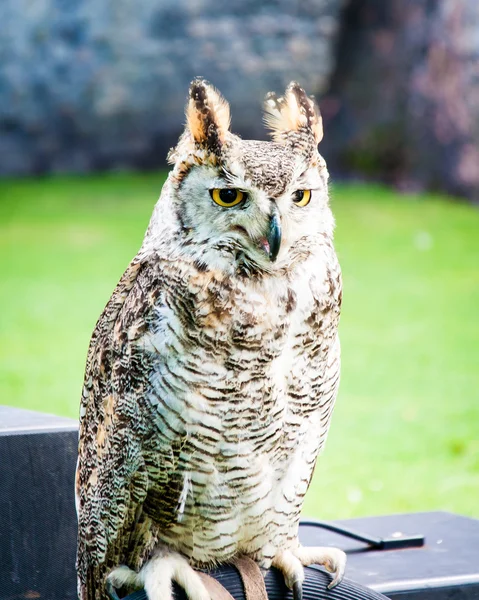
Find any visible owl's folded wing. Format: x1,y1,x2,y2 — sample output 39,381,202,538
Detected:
76,259,183,599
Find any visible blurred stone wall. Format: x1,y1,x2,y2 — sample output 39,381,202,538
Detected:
322,0,479,200
3,0,479,200
0,0,344,175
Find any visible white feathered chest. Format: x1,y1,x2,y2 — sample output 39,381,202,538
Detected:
134,246,341,567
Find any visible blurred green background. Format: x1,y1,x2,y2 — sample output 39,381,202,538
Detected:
1,174,478,519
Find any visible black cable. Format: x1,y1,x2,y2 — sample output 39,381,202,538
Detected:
300,519,425,550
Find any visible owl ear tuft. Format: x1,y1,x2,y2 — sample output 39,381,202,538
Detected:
263,82,323,151
186,78,231,151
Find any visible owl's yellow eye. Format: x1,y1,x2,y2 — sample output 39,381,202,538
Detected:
293,190,311,207
210,188,245,208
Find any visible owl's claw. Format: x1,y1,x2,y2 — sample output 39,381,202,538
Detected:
105,580,121,600
326,564,344,590
273,545,346,595
107,565,142,599
296,545,346,590
293,580,303,600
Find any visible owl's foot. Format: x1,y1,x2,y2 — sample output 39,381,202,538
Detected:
142,548,210,600
106,565,140,599
106,549,210,600
272,545,346,600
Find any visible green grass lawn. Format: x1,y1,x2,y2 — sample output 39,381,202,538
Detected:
1,173,478,520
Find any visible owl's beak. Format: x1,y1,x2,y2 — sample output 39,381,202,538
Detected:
267,207,282,262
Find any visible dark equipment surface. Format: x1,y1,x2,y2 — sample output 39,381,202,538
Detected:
300,513,479,598
2,407,479,600
0,406,79,600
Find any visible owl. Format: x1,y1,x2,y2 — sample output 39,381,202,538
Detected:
76,79,345,600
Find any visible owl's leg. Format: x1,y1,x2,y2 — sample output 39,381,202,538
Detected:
139,547,210,600
272,546,346,600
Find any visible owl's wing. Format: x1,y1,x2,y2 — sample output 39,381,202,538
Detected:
76,258,185,600
315,333,341,456
302,261,342,495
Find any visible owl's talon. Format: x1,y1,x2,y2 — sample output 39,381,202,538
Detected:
278,545,346,592
327,566,343,590
105,580,121,600
325,550,346,589
293,580,303,600
299,546,346,590
326,557,345,590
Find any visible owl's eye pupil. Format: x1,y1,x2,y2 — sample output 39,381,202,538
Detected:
294,191,304,203
292,189,311,207
219,189,238,204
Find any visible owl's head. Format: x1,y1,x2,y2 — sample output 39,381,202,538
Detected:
147,79,334,277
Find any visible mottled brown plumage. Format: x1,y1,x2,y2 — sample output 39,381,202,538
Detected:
77,79,345,600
